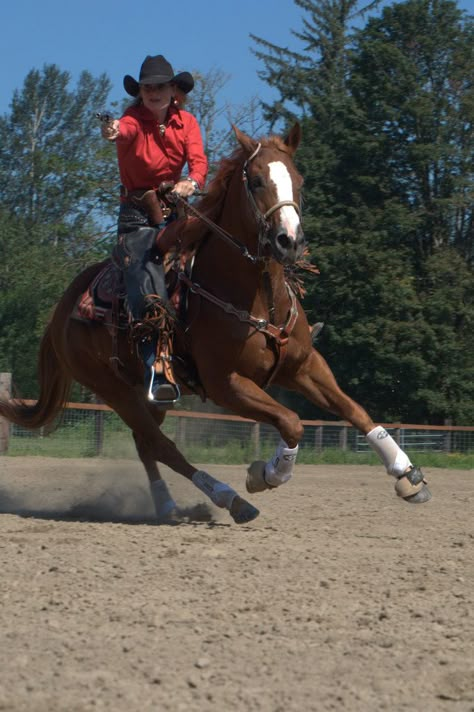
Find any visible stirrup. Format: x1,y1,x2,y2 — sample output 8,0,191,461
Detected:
145,367,180,404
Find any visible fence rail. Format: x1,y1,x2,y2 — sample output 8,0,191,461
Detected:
1,400,473,460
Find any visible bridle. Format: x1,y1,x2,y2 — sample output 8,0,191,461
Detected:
175,142,301,264
242,142,301,259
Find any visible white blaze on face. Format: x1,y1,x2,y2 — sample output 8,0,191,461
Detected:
268,161,300,239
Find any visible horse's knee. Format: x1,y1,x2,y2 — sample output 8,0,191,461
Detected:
278,412,303,448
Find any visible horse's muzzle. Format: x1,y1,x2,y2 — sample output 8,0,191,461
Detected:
272,227,305,266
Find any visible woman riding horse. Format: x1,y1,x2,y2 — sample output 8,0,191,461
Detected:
0,123,431,523
101,54,208,403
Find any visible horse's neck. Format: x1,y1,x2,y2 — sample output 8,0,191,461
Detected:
191,164,287,312
193,239,288,323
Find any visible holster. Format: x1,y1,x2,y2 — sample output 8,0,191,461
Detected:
129,189,164,226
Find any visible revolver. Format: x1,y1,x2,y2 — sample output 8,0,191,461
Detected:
96,111,114,124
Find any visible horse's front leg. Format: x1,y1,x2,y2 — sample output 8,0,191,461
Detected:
277,349,431,504
204,372,304,495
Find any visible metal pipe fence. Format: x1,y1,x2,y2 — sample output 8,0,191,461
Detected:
2,401,474,461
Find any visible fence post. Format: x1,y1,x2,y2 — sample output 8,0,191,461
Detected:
251,422,260,460
315,425,323,453
444,419,452,453
0,373,12,454
175,415,187,452
339,426,348,451
93,397,104,456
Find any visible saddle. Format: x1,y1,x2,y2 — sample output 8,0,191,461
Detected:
73,257,204,398
74,262,128,327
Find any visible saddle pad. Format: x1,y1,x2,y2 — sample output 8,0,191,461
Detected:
74,263,127,325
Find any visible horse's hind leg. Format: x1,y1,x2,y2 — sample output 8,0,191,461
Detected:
131,410,178,520
109,388,260,523
280,349,431,504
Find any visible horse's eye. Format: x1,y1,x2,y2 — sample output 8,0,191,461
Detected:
249,175,264,191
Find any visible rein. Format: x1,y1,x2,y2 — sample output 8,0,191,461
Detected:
174,194,259,264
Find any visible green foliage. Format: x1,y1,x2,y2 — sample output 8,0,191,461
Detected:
0,64,118,240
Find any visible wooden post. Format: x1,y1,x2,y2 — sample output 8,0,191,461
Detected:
252,422,260,460
444,419,452,453
339,426,348,451
315,425,323,453
93,397,104,456
175,415,187,452
0,373,12,454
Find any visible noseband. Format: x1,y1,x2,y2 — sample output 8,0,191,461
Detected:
242,143,301,252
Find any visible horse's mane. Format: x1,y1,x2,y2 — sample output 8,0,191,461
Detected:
181,135,290,247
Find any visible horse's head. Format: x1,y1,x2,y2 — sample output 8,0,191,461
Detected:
233,123,305,266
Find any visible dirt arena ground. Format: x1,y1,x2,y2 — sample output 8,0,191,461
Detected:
0,457,473,712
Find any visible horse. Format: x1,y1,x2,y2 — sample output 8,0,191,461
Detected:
0,123,431,524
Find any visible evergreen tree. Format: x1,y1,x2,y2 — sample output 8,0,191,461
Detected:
252,0,473,423
351,0,474,262
349,0,474,422
0,66,118,395
0,64,118,258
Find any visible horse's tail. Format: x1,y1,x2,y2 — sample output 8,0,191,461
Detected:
0,322,71,429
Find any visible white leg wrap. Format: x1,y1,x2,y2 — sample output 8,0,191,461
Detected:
149,479,177,519
192,471,237,510
264,439,299,487
366,426,412,477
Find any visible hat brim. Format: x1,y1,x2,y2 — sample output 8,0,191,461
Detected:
123,71,194,97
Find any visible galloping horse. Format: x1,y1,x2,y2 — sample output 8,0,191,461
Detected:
0,123,431,523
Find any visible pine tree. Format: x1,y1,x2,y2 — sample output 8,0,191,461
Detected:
0,66,118,395
252,0,473,423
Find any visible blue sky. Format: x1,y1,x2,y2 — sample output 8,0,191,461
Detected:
1,0,473,118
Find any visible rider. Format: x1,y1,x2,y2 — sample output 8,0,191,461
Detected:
101,54,208,402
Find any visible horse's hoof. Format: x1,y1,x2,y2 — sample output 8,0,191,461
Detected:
246,461,272,493
403,483,432,504
395,466,431,503
156,504,179,524
230,496,260,524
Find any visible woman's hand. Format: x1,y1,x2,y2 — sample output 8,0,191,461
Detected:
173,179,197,198
101,119,120,141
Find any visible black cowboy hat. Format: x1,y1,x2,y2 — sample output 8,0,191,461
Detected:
123,55,194,97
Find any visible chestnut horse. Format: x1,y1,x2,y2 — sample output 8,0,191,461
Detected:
0,124,431,523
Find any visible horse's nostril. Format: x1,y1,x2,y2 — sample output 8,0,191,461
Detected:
277,233,291,251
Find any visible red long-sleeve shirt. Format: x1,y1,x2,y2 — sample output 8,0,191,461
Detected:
115,103,208,192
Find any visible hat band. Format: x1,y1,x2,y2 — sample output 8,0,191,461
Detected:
139,74,172,85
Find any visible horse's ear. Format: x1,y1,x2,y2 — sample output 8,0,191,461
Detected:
232,125,258,155
284,123,301,154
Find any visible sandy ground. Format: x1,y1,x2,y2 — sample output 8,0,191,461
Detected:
0,457,473,712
